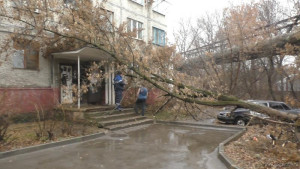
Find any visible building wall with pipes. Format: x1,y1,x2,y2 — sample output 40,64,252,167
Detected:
0,0,167,114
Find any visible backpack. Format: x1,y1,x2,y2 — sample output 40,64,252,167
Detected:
138,87,148,99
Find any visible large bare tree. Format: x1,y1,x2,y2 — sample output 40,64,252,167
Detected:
0,0,299,124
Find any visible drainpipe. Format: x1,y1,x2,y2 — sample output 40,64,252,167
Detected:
105,64,108,105
50,55,54,86
51,55,55,106
77,55,81,109
112,66,115,105
147,1,151,43
120,0,123,23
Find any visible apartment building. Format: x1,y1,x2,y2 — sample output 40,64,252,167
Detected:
102,0,167,45
0,0,168,114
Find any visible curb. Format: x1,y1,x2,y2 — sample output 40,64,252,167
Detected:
0,117,151,160
218,127,246,169
109,119,153,131
155,120,245,131
0,132,105,159
1,119,245,169
155,120,246,169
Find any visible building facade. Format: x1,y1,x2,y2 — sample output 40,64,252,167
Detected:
103,0,167,45
0,0,168,114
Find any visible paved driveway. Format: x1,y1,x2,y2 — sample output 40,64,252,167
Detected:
0,124,237,169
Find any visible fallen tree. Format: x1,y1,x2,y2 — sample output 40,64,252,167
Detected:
0,0,299,124
183,30,300,69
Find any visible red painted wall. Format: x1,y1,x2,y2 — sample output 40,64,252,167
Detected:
0,88,59,115
146,88,162,105
122,87,163,106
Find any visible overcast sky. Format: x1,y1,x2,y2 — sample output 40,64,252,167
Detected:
165,0,243,42
165,0,292,43
164,0,295,64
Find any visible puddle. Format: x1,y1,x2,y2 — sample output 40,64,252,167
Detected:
109,133,128,138
0,123,237,169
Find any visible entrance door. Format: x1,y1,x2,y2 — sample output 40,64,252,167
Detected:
60,65,73,104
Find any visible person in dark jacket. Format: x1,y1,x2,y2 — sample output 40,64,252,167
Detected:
134,84,148,116
114,71,125,110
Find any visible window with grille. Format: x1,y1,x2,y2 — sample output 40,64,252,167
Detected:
13,41,39,70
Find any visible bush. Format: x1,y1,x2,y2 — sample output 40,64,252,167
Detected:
9,112,36,123
0,115,10,142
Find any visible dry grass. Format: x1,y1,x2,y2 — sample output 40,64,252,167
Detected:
225,125,300,169
0,121,104,152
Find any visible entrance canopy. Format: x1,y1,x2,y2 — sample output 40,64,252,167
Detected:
52,47,114,61
51,47,115,109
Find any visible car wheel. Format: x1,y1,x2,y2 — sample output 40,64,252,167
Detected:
235,118,246,126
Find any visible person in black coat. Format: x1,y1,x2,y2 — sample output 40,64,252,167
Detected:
114,71,125,110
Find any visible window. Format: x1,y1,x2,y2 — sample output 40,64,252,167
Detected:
257,102,268,107
13,41,39,70
64,0,76,6
11,0,27,7
127,18,143,40
281,103,291,110
10,0,38,13
64,0,91,8
152,0,169,15
100,9,114,32
269,103,284,110
130,0,144,5
152,27,165,46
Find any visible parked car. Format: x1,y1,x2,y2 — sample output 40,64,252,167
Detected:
217,100,300,126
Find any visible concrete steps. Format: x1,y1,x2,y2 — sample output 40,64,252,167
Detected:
85,108,133,118
84,106,115,112
86,108,153,130
106,119,153,131
99,116,147,127
56,105,115,113
92,112,137,121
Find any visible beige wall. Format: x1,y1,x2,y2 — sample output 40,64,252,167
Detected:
103,0,167,43
0,32,52,88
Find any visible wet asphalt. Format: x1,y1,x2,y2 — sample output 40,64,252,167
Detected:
0,124,236,169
